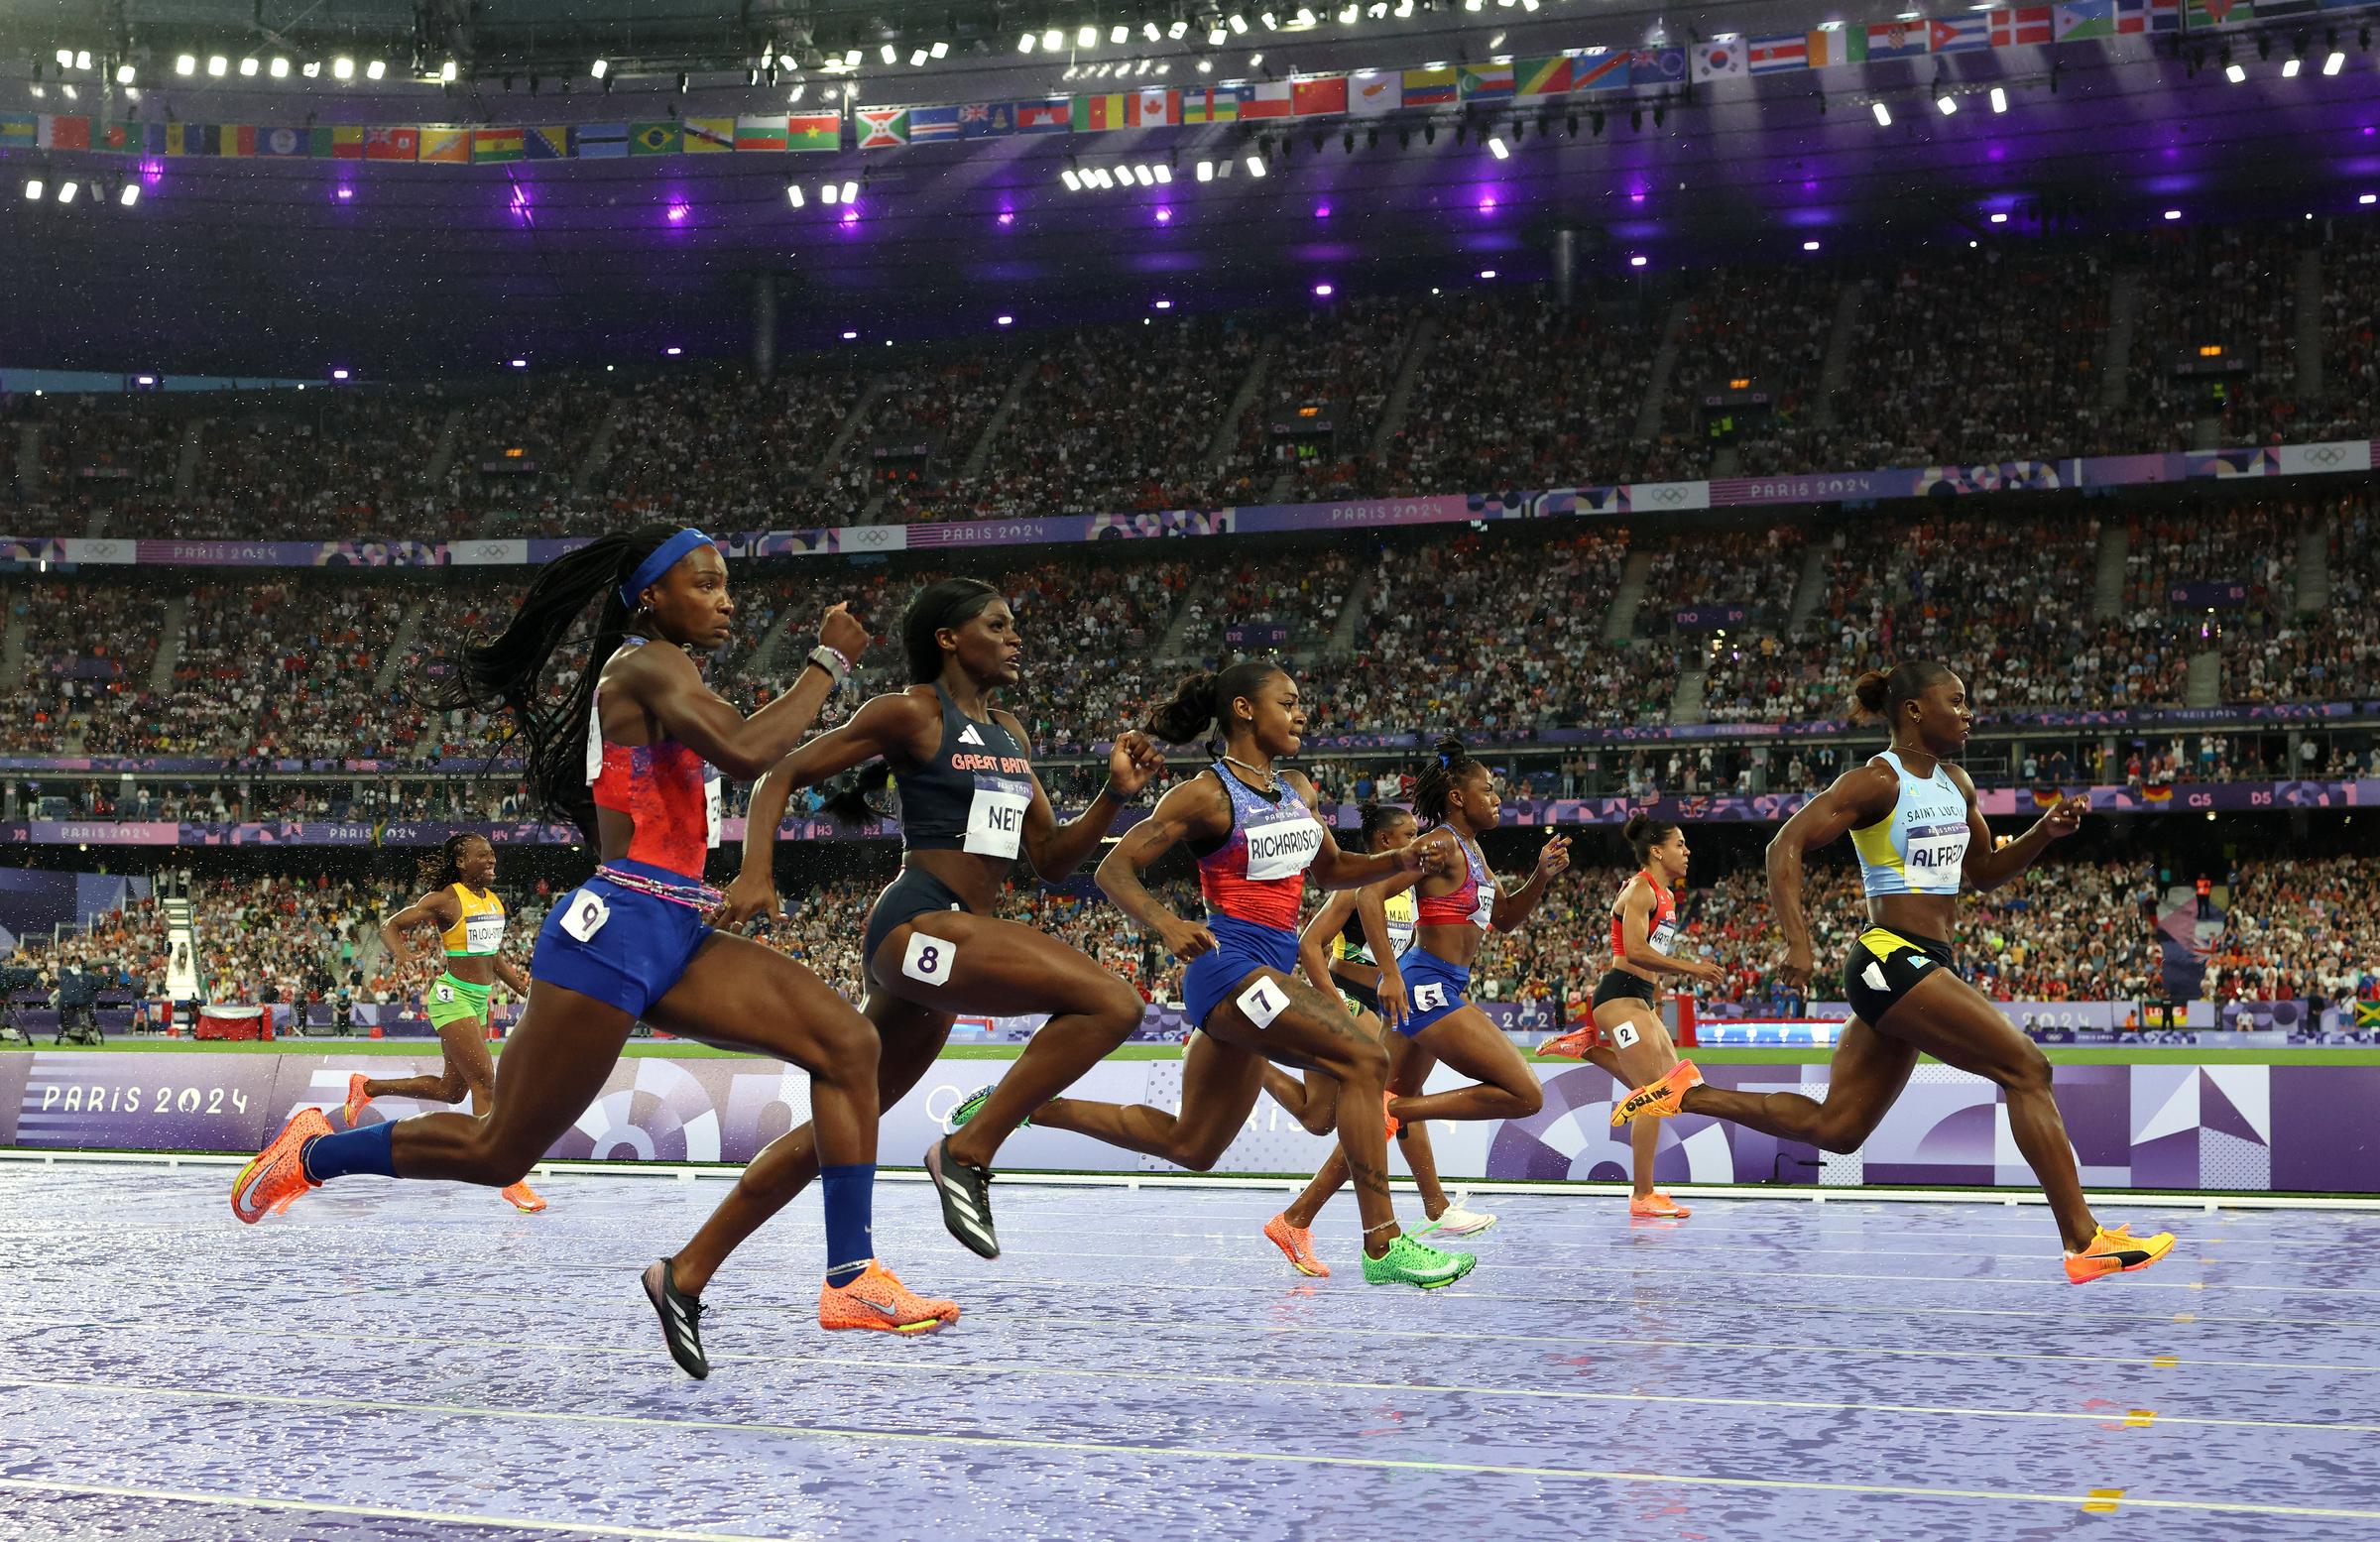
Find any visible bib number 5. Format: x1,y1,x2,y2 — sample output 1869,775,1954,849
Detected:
1412,982,1450,1013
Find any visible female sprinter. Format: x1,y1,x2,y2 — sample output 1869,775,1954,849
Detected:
1259,801,1496,1278
1539,815,1724,1218
1023,660,1477,1287
349,834,546,1214
1608,662,2177,1282
645,577,1163,1370
230,524,961,1350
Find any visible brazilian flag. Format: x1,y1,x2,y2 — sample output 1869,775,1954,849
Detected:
631,122,681,156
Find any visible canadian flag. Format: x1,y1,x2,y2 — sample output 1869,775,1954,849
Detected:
1135,87,1177,126
1990,5,2055,45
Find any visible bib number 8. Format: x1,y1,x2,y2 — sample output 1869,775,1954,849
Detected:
1412,982,1449,1012
902,932,959,987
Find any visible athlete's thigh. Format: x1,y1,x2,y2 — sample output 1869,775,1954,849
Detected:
1591,999,1676,1080
867,911,1131,1017
1174,1026,1269,1144
484,980,637,1131
1202,967,1377,1075
1825,1015,1922,1107
863,991,957,1105
437,1015,497,1087
647,930,870,1067
1385,1034,1438,1097
1876,969,2038,1084
1414,1005,1540,1092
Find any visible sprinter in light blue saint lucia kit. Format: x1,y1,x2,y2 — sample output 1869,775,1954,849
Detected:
1606,660,2178,1283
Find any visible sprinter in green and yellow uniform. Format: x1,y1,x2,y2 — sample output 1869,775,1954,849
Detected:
349,834,546,1213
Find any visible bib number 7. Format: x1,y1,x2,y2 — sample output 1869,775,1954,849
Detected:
1236,977,1288,1029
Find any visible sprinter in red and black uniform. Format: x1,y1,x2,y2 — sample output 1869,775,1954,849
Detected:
230,524,958,1376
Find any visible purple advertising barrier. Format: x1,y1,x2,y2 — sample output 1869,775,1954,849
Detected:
12,1049,2377,1193
9,439,2372,574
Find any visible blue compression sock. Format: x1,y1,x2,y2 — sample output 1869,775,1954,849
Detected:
300,1122,397,1183
819,1163,877,1287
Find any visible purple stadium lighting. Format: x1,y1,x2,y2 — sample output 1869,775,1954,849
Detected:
1313,283,1335,297
1155,207,1172,223
998,211,1015,225
1315,203,1331,218
2164,208,2182,220
998,315,1014,326
1478,195,1496,211
1803,240,1821,251
335,186,353,201
1629,255,1647,267
1479,268,1497,279
841,207,858,225
666,203,689,223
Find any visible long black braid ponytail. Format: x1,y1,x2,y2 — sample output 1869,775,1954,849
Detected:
413,521,682,842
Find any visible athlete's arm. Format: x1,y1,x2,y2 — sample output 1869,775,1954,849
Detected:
1296,887,1360,998
1488,832,1571,932
1766,762,1900,987
1618,878,1723,983
379,890,459,965
492,952,534,996
1352,880,1412,1030
1006,715,1165,884
712,691,938,929
1097,776,1228,961
618,603,872,782
1299,775,1448,890
1952,769,2084,892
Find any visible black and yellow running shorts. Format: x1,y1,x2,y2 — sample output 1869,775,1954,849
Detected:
1842,927,1958,1025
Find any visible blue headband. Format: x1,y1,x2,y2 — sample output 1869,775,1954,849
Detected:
618,528,715,611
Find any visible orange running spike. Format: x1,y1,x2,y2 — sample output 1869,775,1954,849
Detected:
1263,1213,1331,1277
2065,1223,2178,1284
230,1107,331,1224
819,1261,961,1334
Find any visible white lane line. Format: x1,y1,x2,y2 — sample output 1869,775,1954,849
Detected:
7,1379,2380,1524
9,1323,2372,1438
0,1478,799,1541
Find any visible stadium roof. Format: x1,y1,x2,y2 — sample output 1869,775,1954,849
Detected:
2,2,2376,375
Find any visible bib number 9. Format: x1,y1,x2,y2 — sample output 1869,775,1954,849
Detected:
560,890,610,942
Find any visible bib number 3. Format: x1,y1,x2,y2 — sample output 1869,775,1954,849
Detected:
902,932,959,988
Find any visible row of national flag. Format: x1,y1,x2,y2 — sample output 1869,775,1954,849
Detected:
0,114,847,160
0,1,2332,166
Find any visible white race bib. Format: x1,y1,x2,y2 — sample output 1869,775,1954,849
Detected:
962,776,1033,859
432,980,455,1005
902,931,958,986
1469,883,1497,931
1412,981,1449,1012
462,909,506,954
559,890,611,942
1242,810,1323,883
1236,976,1289,1028
1905,822,1970,885
1649,918,1680,953
704,767,724,849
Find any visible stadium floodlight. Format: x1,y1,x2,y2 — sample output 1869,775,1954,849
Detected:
58,179,77,203
1340,4,1360,22
1153,164,1172,182
1080,25,1099,46
1044,29,1065,49
1112,24,1130,42
1146,21,1162,39
239,57,260,76
1937,91,1958,114
176,54,196,74
843,50,862,65
1990,210,2009,222
911,49,928,65
22,178,41,200
56,48,72,67
1871,100,1892,125
1262,11,1281,28
2165,207,2183,219
2361,192,2377,205
1246,153,1267,177
1132,164,1154,185
116,63,135,83
881,44,897,62
1802,240,1820,252
1989,85,2007,111
1199,58,1214,71
440,59,457,81
788,82,805,102
2225,60,2246,81
1018,32,1036,52
206,55,228,75
1170,20,1190,37
366,59,386,79
841,180,857,202
1230,14,1250,32
1630,254,1648,267
787,183,805,205
119,182,138,206
2282,57,2301,76
2324,50,2345,74
1196,159,1214,180
933,41,949,57
1209,28,1229,46
591,58,608,77
302,60,321,76
1487,133,1509,159
60,84,76,99
821,181,839,203
75,50,91,69
332,57,354,79
1062,168,1083,190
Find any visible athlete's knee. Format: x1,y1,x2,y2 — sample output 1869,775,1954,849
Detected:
1323,1029,1389,1088
1811,1104,1881,1154
1086,973,1146,1037
1501,1074,1545,1119
806,996,882,1079
1995,1040,2055,1097
461,1123,541,1185
432,1073,471,1106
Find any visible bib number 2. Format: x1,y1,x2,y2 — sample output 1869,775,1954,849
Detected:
902,932,959,988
